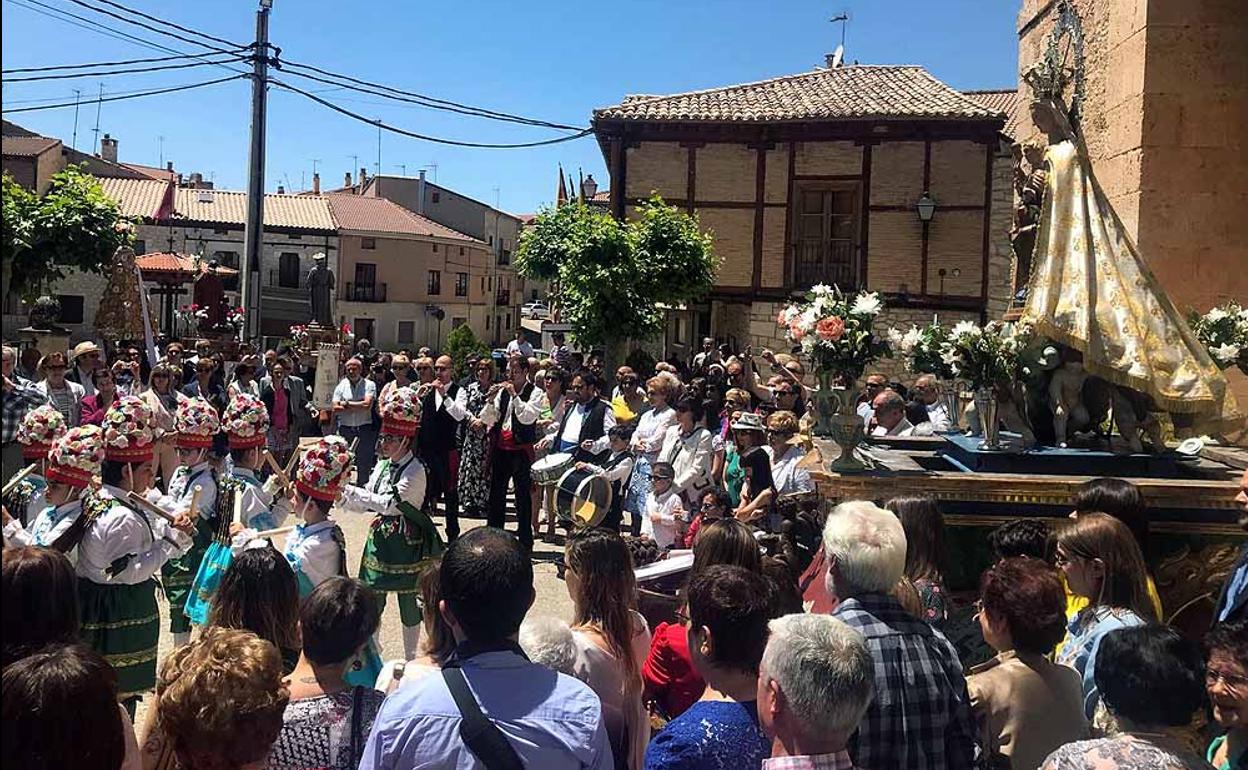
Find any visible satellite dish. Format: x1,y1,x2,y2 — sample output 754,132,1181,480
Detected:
830,44,844,69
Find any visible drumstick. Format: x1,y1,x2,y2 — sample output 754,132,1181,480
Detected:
232,482,244,529
186,484,204,522
252,524,296,539
283,447,300,476
262,450,292,491
2,464,37,496
349,437,359,453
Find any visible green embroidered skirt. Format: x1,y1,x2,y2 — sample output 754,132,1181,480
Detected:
359,506,443,594
78,577,160,698
160,516,214,634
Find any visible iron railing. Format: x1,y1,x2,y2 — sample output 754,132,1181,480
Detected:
791,241,858,290
344,282,387,302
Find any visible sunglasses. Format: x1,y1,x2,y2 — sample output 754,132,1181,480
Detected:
392,365,409,372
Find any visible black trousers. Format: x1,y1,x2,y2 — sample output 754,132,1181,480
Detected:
488,448,533,549
422,446,460,541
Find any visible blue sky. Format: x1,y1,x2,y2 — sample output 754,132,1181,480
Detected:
2,0,1019,215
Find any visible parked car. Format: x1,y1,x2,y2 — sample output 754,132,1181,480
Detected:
521,301,550,319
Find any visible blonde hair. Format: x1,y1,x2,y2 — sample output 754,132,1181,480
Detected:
156,627,289,770
766,410,800,436
724,388,752,409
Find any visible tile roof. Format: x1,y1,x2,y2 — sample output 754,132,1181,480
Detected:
2,134,61,158
97,177,174,220
119,161,177,181
172,188,336,232
965,88,1023,140
594,65,1004,124
136,252,237,276
325,193,482,242
2,120,40,137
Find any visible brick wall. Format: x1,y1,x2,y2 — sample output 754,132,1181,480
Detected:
625,142,688,199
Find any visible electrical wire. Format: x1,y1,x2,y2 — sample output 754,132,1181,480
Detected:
271,79,594,149
3,49,247,74
1,74,247,114
60,0,241,54
74,0,244,50
279,59,585,131
3,55,248,82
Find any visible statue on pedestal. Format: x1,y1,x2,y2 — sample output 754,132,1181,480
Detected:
307,253,335,327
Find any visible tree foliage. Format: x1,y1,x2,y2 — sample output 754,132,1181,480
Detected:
444,323,491,378
516,197,717,348
2,166,134,300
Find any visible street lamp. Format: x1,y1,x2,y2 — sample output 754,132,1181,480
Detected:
581,174,598,201
916,191,937,222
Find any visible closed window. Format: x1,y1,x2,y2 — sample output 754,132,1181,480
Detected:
427,270,441,296
499,248,511,265
480,276,485,292
278,253,300,288
288,233,301,240
361,237,376,250
459,246,465,256
397,320,415,345
213,251,239,269
451,317,467,329
56,295,85,324
432,243,438,253
792,184,860,289
214,227,229,235
134,240,146,255
455,272,468,297
431,191,440,203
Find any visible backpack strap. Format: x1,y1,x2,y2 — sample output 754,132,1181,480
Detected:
441,666,525,770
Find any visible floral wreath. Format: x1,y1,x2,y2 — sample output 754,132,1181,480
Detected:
103,395,156,462
379,388,421,437
46,424,106,488
173,397,221,449
295,435,354,501
17,404,68,459
222,393,270,449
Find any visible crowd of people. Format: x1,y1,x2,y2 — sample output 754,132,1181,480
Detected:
3,332,1247,770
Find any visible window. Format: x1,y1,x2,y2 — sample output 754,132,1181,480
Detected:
427,270,441,295
56,295,84,324
432,243,438,253
486,315,491,330
792,184,860,289
459,246,465,256
499,248,511,265
505,314,511,330
361,237,376,250
488,235,494,246
134,240,146,255
213,251,239,269
451,317,467,329
278,253,300,288
455,272,468,297
431,191,440,204
480,276,485,293
288,233,301,240
214,227,229,235
397,320,415,345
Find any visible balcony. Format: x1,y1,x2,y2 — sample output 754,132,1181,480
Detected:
344,282,387,302
495,289,511,307
792,241,858,291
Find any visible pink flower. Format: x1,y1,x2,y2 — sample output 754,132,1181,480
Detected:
817,316,845,342
776,310,787,326
789,322,806,342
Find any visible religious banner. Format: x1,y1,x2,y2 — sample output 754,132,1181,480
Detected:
311,343,341,411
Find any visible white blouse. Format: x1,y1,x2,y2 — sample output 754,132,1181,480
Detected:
631,405,675,459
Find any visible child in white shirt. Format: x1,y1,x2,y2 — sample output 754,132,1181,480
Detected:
641,461,685,549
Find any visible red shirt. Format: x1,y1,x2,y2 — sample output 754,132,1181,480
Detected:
272,386,289,430
642,621,705,720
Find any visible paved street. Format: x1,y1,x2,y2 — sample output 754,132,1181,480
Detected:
137,505,574,727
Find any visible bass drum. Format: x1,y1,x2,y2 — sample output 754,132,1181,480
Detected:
531,452,574,485
555,466,612,529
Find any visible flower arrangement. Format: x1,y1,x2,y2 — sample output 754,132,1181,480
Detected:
295,435,354,501
17,404,68,456
289,324,310,347
340,323,355,344
888,320,957,380
940,320,1035,390
776,284,891,382
225,306,246,328
1188,302,1248,375
177,304,209,325
173,397,222,449
223,394,269,449
46,425,106,486
103,395,156,460
379,388,421,437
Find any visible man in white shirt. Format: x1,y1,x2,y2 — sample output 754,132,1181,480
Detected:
35,351,85,428
550,371,616,463
418,355,469,540
483,356,543,549
505,329,534,360
869,390,915,437
912,374,953,433
332,357,378,479
857,373,890,429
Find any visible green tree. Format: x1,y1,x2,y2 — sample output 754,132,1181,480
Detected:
516,197,717,355
1,166,134,301
444,323,491,378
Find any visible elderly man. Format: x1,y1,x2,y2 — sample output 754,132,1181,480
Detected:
692,337,719,372
67,341,103,398
757,614,876,770
912,374,952,433
856,373,890,427
332,357,378,481
506,328,534,360
417,354,468,541
869,390,914,437
2,345,49,481
824,501,976,770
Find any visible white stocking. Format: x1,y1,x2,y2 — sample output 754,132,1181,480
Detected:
401,624,422,661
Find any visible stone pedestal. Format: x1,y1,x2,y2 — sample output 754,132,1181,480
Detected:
17,326,71,359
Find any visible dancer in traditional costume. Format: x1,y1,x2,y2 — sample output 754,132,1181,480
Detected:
282,435,352,598
339,387,443,660
157,396,220,645
184,393,292,625
76,395,193,712
1,404,66,532
3,424,104,552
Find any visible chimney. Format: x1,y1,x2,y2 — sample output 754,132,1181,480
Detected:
312,172,320,194
416,169,427,215
359,167,368,193
190,172,203,186
276,183,286,195
344,171,353,189
166,161,174,172
100,133,118,163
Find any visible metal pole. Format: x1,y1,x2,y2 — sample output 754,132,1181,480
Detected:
241,2,271,342
71,89,81,150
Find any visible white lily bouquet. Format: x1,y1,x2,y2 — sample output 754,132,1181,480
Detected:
888,320,957,380
776,284,891,384
1188,302,1248,375
940,320,1034,391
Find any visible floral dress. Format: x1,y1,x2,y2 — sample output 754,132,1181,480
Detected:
456,381,493,515
266,687,384,770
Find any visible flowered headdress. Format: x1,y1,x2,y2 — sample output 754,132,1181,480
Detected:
103,395,156,462
295,435,353,502
379,387,420,437
46,424,106,488
173,397,221,449
17,404,67,460
222,393,269,450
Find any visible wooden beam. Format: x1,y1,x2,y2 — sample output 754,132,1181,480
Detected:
859,143,873,290
921,139,932,295
784,141,796,288
868,204,985,212
752,145,767,292
641,199,785,210
685,144,697,214
609,136,626,220
792,174,862,181
980,141,995,323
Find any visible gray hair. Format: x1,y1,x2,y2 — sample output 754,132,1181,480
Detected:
1,345,15,363
518,616,578,676
761,614,875,739
873,389,905,414
822,500,907,594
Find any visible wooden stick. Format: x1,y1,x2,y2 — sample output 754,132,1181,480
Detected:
232,481,244,529
262,449,292,491
253,524,296,539
2,464,37,496
186,484,203,521
348,437,359,453
126,491,180,525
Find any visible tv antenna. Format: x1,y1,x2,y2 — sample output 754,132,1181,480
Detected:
828,12,849,68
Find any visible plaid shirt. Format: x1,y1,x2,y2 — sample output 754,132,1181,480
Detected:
2,376,48,444
763,751,856,770
833,593,977,770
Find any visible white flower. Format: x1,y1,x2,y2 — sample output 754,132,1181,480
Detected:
810,283,833,297
1205,307,1229,323
902,326,923,352
851,292,882,317
941,347,962,367
1212,342,1241,363
800,335,817,355
951,320,981,339
798,307,818,332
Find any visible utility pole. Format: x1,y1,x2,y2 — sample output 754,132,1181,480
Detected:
71,89,81,150
240,0,272,342
158,135,165,168
91,83,103,154
376,118,382,176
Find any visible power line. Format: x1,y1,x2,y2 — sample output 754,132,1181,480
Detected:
3,49,246,74
271,79,594,149
279,59,586,131
3,54,248,82
60,0,241,54
2,74,247,114
78,0,244,50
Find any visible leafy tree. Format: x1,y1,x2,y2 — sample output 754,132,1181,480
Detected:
516,197,717,356
444,323,491,378
1,166,134,301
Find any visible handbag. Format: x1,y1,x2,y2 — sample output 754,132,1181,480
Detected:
442,666,525,770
